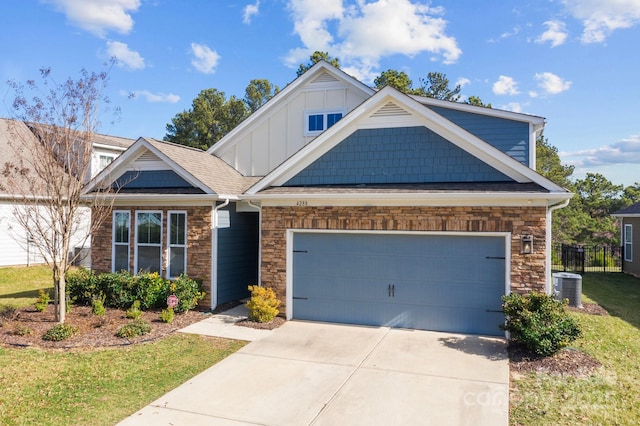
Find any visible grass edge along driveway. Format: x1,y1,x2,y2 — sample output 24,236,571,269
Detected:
0,265,246,425
510,272,640,425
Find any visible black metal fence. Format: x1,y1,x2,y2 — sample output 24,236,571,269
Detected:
552,244,622,274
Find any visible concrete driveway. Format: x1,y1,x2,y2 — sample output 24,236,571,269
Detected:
119,321,509,425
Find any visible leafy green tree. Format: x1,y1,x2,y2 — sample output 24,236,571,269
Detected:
244,79,279,113
536,136,574,190
465,95,492,108
622,182,640,206
575,173,625,219
417,72,461,101
374,69,415,93
164,89,248,150
296,51,341,76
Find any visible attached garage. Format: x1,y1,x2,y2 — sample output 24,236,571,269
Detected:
290,231,508,336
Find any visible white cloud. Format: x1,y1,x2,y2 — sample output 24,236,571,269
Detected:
535,20,568,47
560,134,640,167
243,1,260,24
127,90,180,103
562,0,640,43
285,0,461,80
529,90,539,98
190,43,220,74
43,0,140,38
492,75,519,95
106,41,144,70
501,102,523,113
455,77,471,88
535,72,572,94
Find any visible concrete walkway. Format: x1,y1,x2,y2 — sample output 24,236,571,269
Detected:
119,312,509,426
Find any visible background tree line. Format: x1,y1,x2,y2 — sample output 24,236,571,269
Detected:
165,51,638,247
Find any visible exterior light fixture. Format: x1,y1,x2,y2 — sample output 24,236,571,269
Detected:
521,235,533,254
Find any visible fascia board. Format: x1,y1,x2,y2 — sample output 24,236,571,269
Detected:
106,193,224,207
92,142,128,152
243,191,573,207
208,61,375,156
246,87,566,194
612,213,640,218
410,95,546,126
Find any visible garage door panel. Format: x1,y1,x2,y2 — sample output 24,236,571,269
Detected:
293,232,506,336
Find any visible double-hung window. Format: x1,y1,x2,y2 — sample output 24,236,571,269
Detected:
112,211,130,272
136,211,162,274
305,110,344,135
168,211,187,278
624,224,633,262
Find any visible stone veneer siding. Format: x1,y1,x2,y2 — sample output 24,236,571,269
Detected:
260,205,547,312
92,205,213,307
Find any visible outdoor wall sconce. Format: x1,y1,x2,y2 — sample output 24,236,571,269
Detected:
521,235,533,254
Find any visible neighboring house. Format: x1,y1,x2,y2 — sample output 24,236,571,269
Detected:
613,202,640,277
87,62,572,336
0,118,134,267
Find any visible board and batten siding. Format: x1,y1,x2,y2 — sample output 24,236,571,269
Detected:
216,72,370,177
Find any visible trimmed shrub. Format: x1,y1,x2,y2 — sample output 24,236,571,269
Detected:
246,285,280,323
166,274,205,313
91,299,106,316
116,319,151,338
502,292,582,356
66,271,205,313
160,307,174,323
34,289,50,312
43,324,78,341
126,300,142,319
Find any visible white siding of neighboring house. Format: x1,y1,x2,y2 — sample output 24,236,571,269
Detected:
0,202,92,267
216,71,370,176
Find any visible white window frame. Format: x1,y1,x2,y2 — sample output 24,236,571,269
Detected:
112,210,130,272
624,224,633,262
134,210,163,274
99,154,115,170
168,210,187,278
304,109,346,136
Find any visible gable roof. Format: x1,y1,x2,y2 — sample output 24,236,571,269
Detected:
85,138,259,198
244,86,570,203
613,201,640,217
207,61,375,157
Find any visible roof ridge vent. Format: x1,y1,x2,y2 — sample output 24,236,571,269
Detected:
371,101,411,117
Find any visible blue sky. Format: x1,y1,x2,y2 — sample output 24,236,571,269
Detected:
2,0,639,187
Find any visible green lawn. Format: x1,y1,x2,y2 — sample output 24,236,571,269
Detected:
0,266,246,425
510,273,640,425
0,265,53,307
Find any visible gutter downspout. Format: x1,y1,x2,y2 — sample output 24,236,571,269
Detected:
546,198,571,294
211,198,230,310
247,200,262,287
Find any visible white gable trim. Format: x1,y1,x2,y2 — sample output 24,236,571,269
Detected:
246,87,567,195
207,61,374,157
83,137,215,195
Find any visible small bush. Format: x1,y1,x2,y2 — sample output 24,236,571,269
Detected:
167,274,206,313
116,319,151,338
502,292,582,356
246,285,280,323
160,307,174,323
43,324,78,341
126,300,142,319
34,289,50,312
67,268,99,306
13,325,33,336
92,299,106,316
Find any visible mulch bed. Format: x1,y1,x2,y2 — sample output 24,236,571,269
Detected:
509,302,607,378
0,304,210,350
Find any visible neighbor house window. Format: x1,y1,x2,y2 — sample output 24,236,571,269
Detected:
112,211,130,272
99,154,115,171
135,211,162,274
168,211,187,278
305,110,344,135
624,224,633,262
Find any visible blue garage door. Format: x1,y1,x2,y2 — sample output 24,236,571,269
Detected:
292,232,506,336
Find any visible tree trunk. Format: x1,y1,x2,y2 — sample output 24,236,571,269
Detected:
52,265,66,323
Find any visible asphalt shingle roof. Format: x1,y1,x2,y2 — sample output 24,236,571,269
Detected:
614,202,640,215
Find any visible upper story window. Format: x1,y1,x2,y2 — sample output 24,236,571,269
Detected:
99,154,115,171
305,110,345,136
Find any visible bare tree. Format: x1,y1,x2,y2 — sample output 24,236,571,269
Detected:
2,67,118,323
